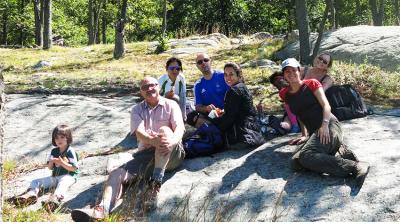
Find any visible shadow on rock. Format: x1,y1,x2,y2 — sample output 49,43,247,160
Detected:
63,182,104,210
218,141,291,194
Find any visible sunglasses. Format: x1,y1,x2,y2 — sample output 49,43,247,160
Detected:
168,66,181,71
140,83,158,91
318,56,329,65
196,58,210,65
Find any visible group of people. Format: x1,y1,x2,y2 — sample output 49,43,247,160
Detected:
10,52,370,221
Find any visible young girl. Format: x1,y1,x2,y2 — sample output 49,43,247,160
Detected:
13,124,79,212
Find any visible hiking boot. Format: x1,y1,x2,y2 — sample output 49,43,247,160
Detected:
353,161,370,188
42,195,62,213
338,144,359,162
13,191,38,207
142,180,161,212
71,205,107,222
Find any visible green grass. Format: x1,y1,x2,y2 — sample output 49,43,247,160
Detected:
1,38,400,109
2,202,60,222
2,159,17,180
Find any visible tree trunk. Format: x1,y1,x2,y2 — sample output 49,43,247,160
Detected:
311,1,330,61
18,0,26,45
219,0,229,36
94,7,100,44
102,14,107,44
394,0,400,25
40,0,44,29
286,0,295,33
88,0,95,45
327,0,335,29
1,9,8,45
369,0,385,26
43,0,52,49
161,0,167,38
113,0,127,59
295,0,311,65
355,0,362,21
33,0,42,46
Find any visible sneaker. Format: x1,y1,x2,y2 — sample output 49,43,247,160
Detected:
42,195,61,213
71,205,107,222
353,161,370,188
338,144,359,162
13,191,38,207
142,180,161,211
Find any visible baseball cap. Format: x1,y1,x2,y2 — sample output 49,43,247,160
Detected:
281,58,300,70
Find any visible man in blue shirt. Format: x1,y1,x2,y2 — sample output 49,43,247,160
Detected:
193,53,229,114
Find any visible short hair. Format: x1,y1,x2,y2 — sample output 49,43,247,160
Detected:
318,52,333,68
166,57,183,71
186,111,200,127
224,62,244,82
269,71,283,84
52,124,73,146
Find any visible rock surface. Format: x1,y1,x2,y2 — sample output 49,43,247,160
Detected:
3,94,400,221
275,25,400,71
240,59,280,70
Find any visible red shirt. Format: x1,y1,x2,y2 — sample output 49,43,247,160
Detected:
279,79,323,134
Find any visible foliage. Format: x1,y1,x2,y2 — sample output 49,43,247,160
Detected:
154,36,169,54
3,159,17,180
2,0,400,46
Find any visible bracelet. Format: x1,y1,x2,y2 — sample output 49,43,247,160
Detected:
323,119,329,123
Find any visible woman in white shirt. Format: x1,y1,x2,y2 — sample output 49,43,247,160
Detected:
158,57,187,120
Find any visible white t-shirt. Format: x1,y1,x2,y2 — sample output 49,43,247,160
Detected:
158,73,187,120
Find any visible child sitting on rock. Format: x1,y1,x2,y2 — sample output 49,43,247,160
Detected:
12,124,79,212
269,71,300,133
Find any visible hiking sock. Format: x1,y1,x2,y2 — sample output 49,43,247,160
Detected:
98,197,111,214
151,168,165,182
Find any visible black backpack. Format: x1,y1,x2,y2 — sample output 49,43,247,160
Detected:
325,84,369,121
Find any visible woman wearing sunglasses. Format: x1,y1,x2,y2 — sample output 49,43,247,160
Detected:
301,52,334,91
210,62,265,150
158,57,187,120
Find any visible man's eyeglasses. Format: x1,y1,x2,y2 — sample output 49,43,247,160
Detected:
140,83,158,91
168,66,181,71
196,58,210,65
318,56,328,65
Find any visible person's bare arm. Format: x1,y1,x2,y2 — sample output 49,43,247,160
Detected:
53,157,77,172
135,126,160,148
321,75,334,91
314,87,332,144
289,120,309,145
195,104,215,113
47,159,55,170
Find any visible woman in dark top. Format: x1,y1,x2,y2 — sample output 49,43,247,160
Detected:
211,62,265,149
279,58,369,189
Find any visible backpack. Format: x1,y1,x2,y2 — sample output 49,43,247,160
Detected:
183,123,223,158
325,84,369,121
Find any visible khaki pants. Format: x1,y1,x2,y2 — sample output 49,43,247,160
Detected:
291,120,357,177
122,142,185,179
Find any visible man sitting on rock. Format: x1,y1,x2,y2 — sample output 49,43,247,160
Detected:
71,76,185,221
192,53,229,116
